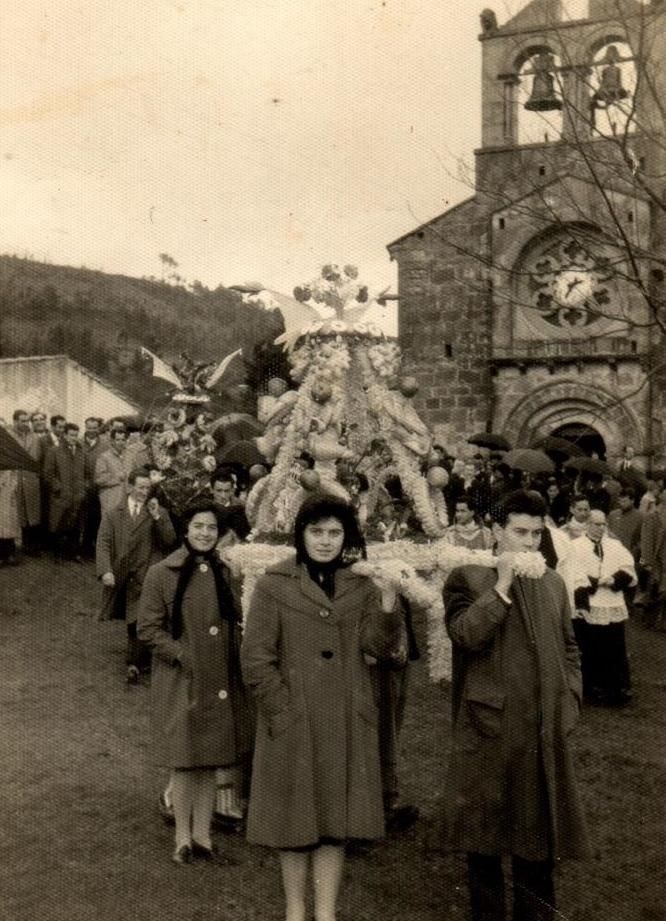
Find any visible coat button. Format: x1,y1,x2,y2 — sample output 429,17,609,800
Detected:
209,625,219,636
218,689,228,700
319,609,331,619
321,650,333,659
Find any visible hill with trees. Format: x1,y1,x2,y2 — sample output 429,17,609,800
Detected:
0,255,290,411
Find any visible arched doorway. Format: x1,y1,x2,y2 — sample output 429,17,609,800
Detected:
551,422,606,459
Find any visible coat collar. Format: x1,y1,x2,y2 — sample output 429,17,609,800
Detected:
268,554,362,604
164,545,189,569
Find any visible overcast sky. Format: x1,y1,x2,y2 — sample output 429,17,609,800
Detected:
0,1,531,295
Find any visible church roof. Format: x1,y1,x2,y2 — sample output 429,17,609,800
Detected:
386,195,478,250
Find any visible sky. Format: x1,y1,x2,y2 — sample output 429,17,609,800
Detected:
0,1,533,296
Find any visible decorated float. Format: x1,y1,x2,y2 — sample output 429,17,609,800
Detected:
222,265,550,682
139,265,547,681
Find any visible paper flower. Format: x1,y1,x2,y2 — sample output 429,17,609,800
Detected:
512,551,547,579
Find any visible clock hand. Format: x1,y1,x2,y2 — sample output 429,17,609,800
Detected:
566,277,582,295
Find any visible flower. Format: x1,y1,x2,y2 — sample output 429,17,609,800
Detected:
512,551,547,579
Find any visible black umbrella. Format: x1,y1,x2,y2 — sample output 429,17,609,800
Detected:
502,448,555,475
616,467,648,493
0,428,39,472
563,457,614,477
218,439,265,468
210,413,264,446
468,432,512,452
533,435,586,458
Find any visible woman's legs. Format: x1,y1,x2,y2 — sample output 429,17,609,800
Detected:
170,769,193,851
313,844,345,921
279,850,309,921
191,769,217,849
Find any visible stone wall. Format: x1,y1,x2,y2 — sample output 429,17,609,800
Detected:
390,198,493,456
492,359,651,464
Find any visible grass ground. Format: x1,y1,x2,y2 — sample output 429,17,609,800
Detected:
1,556,664,921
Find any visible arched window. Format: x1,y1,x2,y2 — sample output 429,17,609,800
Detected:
516,48,564,145
589,40,637,137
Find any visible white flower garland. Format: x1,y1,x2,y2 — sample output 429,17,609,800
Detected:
222,540,548,684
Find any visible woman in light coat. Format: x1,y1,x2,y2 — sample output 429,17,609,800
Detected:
241,494,406,921
138,500,252,865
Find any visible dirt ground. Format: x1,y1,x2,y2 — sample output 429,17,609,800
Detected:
1,556,664,921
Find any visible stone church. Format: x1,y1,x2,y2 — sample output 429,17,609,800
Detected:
389,0,666,470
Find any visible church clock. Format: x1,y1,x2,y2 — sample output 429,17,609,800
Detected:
526,237,614,329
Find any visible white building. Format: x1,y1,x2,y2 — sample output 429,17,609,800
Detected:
0,355,139,428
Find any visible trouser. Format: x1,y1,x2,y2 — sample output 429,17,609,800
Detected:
467,853,555,921
52,528,80,559
127,621,152,672
21,524,42,555
376,664,410,811
80,490,101,556
0,538,17,561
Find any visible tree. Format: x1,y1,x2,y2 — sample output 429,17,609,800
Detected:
158,253,178,281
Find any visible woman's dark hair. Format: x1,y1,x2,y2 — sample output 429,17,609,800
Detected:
293,493,366,565
493,489,547,527
180,499,227,535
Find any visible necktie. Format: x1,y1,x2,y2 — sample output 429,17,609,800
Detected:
593,540,603,560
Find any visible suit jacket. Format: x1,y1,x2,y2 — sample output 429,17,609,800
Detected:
96,501,177,622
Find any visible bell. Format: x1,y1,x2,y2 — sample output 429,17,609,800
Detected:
524,52,563,112
593,45,629,107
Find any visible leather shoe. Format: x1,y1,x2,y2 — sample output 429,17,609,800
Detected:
191,842,237,865
127,665,140,684
386,804,420,834
172,844,193,865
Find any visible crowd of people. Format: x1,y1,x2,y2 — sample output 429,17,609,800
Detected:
3,405,665,921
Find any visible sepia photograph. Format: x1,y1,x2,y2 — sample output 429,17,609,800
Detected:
0,1,664,919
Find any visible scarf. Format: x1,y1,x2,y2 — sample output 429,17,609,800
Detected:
304,558,342,600
171,540,239,643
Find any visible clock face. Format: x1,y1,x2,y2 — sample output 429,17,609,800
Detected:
526,237,613,329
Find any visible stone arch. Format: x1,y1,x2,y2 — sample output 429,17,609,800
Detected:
501,379,643,455
585,30,629,61
511,43,557,75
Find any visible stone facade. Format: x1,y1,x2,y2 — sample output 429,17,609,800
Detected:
389,0,666,468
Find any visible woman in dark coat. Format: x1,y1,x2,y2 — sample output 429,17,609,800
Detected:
241,494,406,921
138,500,252,865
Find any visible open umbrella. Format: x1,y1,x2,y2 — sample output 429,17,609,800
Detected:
210,413,264,445
563,457,614,477
502,448,554,475
0,428,40,472
616,467,648,494
217,439,265,468
533,435,586,458
468,432,512,452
